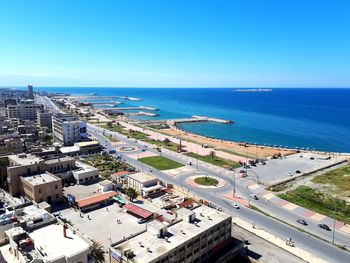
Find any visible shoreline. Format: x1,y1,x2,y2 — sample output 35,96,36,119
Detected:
66,93,350,156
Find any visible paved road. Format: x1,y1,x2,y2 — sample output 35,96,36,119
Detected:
39,96,350,263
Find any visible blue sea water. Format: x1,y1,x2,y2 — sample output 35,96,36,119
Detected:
32,87,350,153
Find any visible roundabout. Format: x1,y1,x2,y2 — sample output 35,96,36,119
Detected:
116,145,139,152
185,175,227,189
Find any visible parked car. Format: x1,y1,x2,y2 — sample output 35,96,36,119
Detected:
318,224,331,231
296,219,308,225
295,170,301,174
249,194,258,200
231,203,240,209
138,218,147,224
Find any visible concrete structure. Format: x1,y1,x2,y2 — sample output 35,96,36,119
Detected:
98,179,113,192
60,140,102,155
110,206,237,263
52,114,86,146
27,85,34,99
126,172,164,197
6,102,43,121
72,161,99,184
37,111,53,130
20,172,62,203
0,137,23,155
6,154,75,197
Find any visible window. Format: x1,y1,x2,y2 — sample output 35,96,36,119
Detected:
38,189,42,194
55,185,58,190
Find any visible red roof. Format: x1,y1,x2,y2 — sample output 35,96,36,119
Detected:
123,203,152,219
76,191,117,208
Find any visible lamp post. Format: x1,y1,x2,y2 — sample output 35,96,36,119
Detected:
232,170,236,197
332,197,337,244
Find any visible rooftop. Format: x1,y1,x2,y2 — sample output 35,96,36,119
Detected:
113,206,231,263
76,190,117,208
21,172,60,186
44,156,74,165
99,179,112,186
75,141,100,148
29,224,92,262
9,154,43,166
128,172,157,184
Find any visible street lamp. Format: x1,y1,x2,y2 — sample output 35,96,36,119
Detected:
332,196,337,244
232,170,236,197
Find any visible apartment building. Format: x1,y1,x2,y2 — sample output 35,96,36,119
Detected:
110,206,240,263
6,101,43,121
37,111,53,130
52,114,87,146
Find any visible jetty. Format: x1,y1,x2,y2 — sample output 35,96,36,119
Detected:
128,111,159,117
115,106,158,111
136,115,233,125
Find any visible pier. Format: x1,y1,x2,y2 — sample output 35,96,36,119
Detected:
115,106,159,111
136,115,233,125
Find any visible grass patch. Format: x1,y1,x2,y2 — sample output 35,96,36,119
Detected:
102,124,149,140
185,152,241,169
194,177,218,186
278,186,350,224
143,139,179,152
311,164,350,193
139,156,184,170
80,155,130,177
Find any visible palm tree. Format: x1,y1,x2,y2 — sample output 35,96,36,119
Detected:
91,240,105,263
163,138,171,145
126,187,138,201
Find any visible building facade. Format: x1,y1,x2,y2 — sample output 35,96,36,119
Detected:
37,111,53,130
6,102,43,121
52,114,86,146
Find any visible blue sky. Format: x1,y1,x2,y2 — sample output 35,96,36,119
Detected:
0,0,349,87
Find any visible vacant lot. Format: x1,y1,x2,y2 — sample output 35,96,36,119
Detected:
185,152,240,169
311,164,350,195
278,186,350,224
139,156,184,170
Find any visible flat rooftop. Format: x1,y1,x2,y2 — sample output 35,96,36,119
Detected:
128,172,156,183
113,206,231,263
21,172,60,186
75,141,100,147
29,224,91,262
44,156,74,165
9,154,43,166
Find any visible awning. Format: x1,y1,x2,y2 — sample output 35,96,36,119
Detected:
112,196,126,204
76,191,117,208
123,203,152,219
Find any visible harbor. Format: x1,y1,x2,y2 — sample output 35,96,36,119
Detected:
136,115,233,125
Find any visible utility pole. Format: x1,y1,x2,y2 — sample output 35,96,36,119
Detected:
332,198,337,244
233,170,236,197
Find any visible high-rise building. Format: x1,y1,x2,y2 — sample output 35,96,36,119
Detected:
28,85,34,99
52,114,86,146
37,111,53,130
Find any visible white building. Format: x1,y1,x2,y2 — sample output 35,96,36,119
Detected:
110,206,240,263
52,114,86,146
126,172,164,197
72,161,99,184
98,179,114,192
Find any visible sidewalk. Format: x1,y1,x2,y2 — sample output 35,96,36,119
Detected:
233,217,328,263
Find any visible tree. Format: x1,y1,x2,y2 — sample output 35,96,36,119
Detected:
126,187,138,201
41,134,52,145
91,240,105,263
209,151,216,159
107,122,113,128
163,138,171,145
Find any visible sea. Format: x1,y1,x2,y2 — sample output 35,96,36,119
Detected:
29,87,350,153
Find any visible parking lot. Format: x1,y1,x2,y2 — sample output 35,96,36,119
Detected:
59,202,146,250
246,152,340,185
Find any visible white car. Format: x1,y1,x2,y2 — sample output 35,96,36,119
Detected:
231,203,240,209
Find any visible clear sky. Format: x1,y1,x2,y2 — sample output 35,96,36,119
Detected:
0,0,349,87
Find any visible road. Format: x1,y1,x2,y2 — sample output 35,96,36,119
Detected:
41,96,350,263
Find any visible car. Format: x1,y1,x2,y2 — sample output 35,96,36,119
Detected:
188,161,192,165
137,218,147,224
318,224,331,231
296,219,308,225
231,203,240,209
249,194,258,200
295,170,301,174
149,168,153,172
310,157,314,160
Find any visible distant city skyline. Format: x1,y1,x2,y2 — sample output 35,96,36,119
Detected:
0,0,349,87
